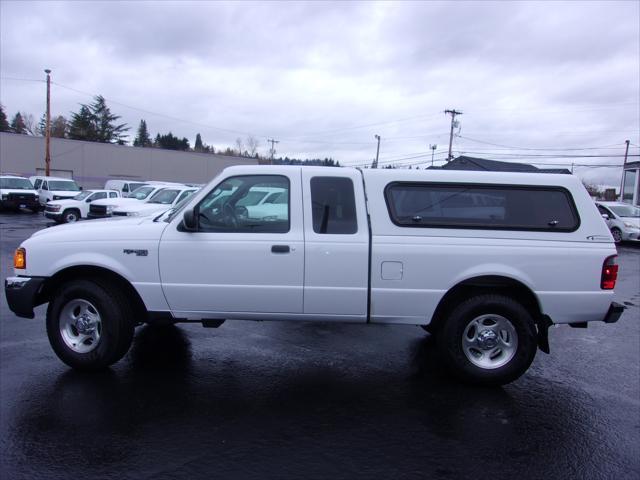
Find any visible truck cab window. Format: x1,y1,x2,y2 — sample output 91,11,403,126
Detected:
310,177,358,234
196,175,289,233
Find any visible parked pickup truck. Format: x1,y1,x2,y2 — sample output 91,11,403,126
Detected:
5,166,624,385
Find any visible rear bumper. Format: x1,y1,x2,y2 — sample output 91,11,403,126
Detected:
602,302,625,324
4,276,46,319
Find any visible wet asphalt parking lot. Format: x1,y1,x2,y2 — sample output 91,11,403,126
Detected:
0,211,638,480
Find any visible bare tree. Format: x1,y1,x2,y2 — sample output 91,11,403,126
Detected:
246,135,259,157
582,180,602,199
235,137,244,156
22,113,37,135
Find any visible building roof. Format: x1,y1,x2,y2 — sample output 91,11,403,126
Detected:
623,161,640,170
436,156,570,174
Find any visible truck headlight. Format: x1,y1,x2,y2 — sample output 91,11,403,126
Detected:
47,204,61,212
126,212,140,217
105,205,115,213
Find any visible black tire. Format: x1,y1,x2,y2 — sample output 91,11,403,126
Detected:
437,294,537,386
611,228,622,244
62,209,80,223
46,279,134,371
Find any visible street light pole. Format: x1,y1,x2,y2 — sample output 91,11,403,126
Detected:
429,144,437,166
619,139,630,201
373,134,380,169
44,69,52,176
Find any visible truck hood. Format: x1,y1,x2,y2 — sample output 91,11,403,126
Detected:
50,191,79,197
0,189,38,195
114,203,169,215
47,199,81,207
28,216,167,242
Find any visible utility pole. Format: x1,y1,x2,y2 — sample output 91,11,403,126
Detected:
267,138,279,165
429,144,437,166
444,109,462,162
373,134,381,168
619,139,630,201
44,68,52,176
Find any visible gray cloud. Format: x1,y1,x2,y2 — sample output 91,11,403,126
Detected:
1,0,638,186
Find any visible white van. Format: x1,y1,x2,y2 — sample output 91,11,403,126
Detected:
29,176,82,206
104,179,149,197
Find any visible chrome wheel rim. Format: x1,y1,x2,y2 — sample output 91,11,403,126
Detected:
65,212,78,222
462,314,518,369
59,299,102,353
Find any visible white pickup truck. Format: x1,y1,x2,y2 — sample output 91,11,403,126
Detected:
5,166,624,385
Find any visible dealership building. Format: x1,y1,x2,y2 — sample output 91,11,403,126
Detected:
0,132,258,188
622,160,640,206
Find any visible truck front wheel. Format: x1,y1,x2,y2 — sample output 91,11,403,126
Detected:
46,279,134,370
438,294,537,386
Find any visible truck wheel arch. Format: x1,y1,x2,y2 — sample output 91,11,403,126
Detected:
39,266,148,324
428,275,543,335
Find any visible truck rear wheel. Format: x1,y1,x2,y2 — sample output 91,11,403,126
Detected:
437,294,537,386
46,279,134,370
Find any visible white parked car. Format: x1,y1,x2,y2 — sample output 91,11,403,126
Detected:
6,166,624,385
0,174,39,212
104,179,148,198
112,186,198,218
87,184,179,219
596,201,640,243
44,190,121,223
29,176,82,206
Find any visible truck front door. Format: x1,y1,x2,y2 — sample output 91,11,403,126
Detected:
159,171,304,317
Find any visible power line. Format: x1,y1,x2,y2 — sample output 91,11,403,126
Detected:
457,135,628,151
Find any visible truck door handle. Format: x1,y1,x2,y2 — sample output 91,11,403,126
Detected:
271,245,290,254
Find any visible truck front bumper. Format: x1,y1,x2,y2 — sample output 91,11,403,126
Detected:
4,276,46,319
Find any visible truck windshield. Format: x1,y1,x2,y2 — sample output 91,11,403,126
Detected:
148,189,180,204
0,178,34,190
48,180,80,191
130,186,155,200
74,191,93,200
610,205,640,218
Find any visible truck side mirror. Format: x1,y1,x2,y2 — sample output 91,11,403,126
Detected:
183,208,198,231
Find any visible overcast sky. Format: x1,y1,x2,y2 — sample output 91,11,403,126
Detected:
1,0,639,185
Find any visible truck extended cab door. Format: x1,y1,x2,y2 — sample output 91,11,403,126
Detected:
301,169,369,321
158,170,304,318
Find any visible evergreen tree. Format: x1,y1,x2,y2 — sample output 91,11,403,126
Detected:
68,95,128,143
133,119,152,147
37,113,46,136
155,132,190,151
194,133,204,152
68,105,98,141
0,105,9,132
90,95,128,143
10,112,27,134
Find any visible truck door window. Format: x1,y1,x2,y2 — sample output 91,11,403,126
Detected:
92,192,107,201
196,175,290,233
34,179,42,189
310,177,358,234
109,192,118,198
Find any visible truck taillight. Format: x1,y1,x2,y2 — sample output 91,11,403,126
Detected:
601,255,618,290
14,247,26,269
